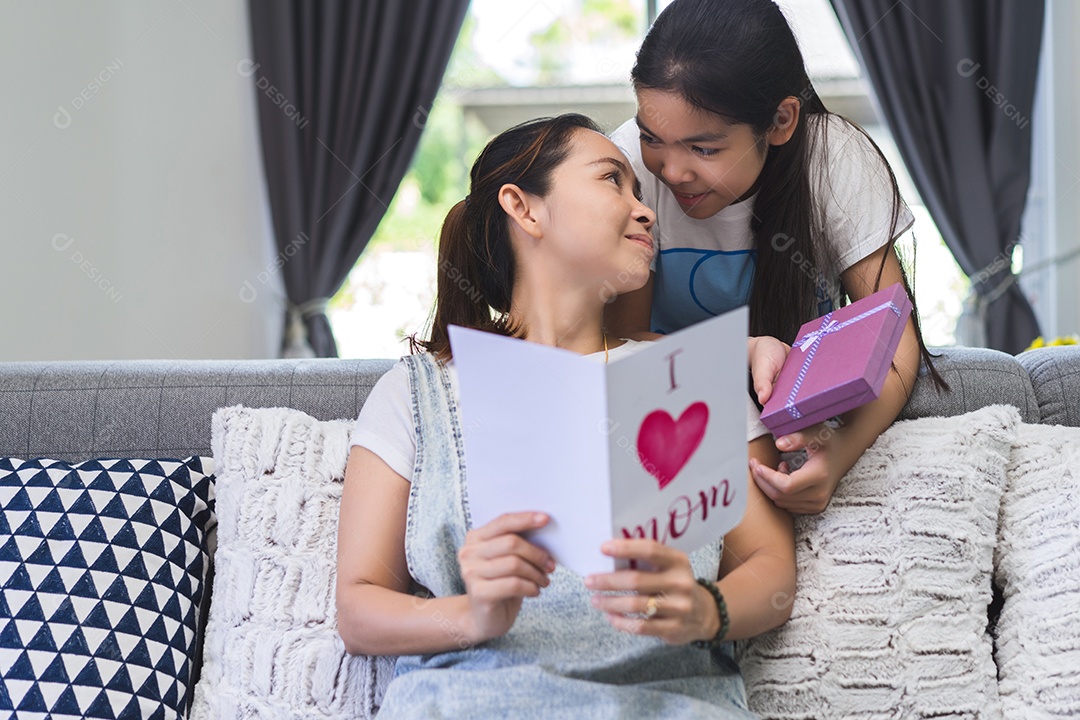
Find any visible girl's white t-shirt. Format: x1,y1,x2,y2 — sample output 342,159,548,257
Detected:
351,340,771,482
610,113,915,334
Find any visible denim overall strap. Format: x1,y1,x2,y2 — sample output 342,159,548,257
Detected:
400,352,471,599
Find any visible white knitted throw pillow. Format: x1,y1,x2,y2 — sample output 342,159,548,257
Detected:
995,423,1080,716
737,404,1019,719
188,406,395,720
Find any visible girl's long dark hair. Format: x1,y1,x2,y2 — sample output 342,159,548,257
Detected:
411,113,602,361
633,0,946,391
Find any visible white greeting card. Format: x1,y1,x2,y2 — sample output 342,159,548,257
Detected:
448,307,748,576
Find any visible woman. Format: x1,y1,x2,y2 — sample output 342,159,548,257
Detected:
337,114,794,718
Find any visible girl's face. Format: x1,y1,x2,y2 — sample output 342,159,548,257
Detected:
635,89,769,220
538,129,657,292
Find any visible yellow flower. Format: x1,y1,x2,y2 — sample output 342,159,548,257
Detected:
1025,335,1079,351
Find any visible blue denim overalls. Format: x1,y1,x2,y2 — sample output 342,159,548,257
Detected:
375,353,758,719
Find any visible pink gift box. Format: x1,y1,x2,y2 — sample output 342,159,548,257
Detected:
760,283,913,437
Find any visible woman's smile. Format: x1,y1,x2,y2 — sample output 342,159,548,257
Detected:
626,233,655,255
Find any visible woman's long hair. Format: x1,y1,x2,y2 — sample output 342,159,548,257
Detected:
411,113,603,361
632,0,945,391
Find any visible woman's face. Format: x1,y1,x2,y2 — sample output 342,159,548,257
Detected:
537,129,656,293
635,89,769,219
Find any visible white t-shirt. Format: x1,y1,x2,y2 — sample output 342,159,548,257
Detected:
610,113,915,334
351,340,771,482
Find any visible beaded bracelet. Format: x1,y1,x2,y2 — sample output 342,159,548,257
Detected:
691,578,730,649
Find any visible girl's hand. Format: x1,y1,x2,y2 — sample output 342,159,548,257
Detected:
458,512,556,644
749,336,791,405
750,422,850,513
584,539,719,645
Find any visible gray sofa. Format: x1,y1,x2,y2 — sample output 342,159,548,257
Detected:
1,345,1078,716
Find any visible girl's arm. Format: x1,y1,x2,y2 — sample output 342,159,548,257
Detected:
751,244,921,513
587,435,795,642
336,446,554,656
749,336,790,406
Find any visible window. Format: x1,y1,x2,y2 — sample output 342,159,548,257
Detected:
771,1,966,347
331,0,965,358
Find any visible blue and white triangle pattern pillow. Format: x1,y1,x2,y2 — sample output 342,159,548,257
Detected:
0,456,215,719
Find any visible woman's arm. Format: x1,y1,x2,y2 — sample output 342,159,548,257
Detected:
336,446,475,656
714,435,795,639
586,435,795,643
336,446,555,656
751,244,921,513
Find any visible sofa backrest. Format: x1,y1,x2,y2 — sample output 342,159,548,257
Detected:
0,345,1061,462
0,358,397,461
898,346,1039,424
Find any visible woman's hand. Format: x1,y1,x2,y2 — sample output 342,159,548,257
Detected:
458,511,556,644
749,335,791,406
584,539,719,645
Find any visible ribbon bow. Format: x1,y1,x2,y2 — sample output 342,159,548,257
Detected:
783,301,902,420
798,319,840,351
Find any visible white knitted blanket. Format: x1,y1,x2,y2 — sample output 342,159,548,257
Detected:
184,403,1080,718
996,423,1080,716
189,405,395,720
738,405,1018,719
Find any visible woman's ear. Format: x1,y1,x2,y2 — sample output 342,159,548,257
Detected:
767,96,801,147
497,184,544,239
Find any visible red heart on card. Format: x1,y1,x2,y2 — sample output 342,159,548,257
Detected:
636,402,709,490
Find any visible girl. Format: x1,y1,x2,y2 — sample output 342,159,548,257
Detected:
607,0,946,515
337,114,794,719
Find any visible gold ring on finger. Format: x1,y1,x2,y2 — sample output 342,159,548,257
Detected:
643,595,660,619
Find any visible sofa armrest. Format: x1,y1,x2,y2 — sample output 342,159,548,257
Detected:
1016,346,1080,427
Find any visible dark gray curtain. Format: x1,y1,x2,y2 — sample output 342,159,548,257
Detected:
248,1,469,357
829,0,1043,354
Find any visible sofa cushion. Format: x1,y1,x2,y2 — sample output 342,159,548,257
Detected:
737,405,1018,718
995,423,1080,714
1016,346,1080,427
0,456,214,719
188,405,394,720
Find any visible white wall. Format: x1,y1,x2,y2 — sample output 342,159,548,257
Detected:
1023,0,1080,339
0,0,282,361
1046,0,1080,338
